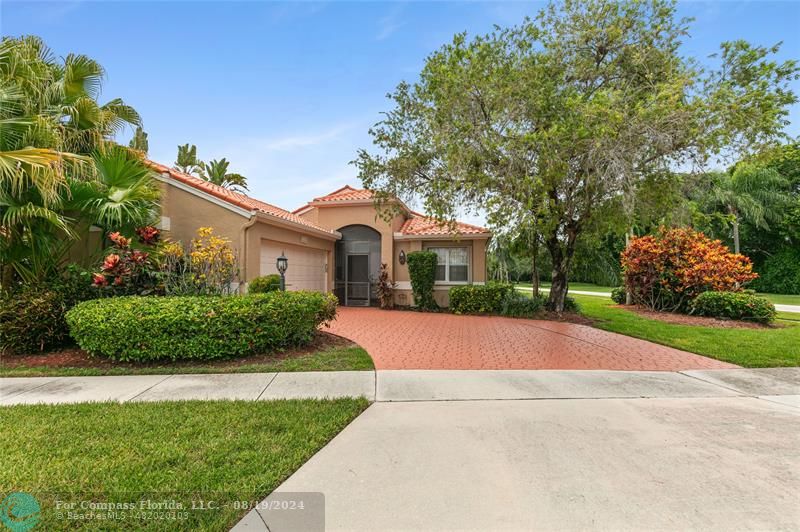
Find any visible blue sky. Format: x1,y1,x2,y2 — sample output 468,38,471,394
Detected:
3,1,799,221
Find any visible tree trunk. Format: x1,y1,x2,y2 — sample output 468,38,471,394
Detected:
548,263,569,312
732,218,740,255
624,228,633,305
545,224,578,312
1,263,14,293
531,236,540,297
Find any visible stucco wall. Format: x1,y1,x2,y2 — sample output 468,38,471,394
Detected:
392,237,489,307
160,182,247,255
310,204,404,279
243,222,335,285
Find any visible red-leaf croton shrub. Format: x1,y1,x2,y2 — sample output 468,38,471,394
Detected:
621,227,757,312
92,229,161,295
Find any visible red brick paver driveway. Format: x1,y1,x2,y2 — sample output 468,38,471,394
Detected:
328,307,738,371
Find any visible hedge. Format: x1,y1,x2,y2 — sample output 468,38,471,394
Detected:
450,283,515,314
450,283,550,317
407,251,439,310
248,274,281,293
690,291,776,324
66,291,338,362
0,266,96,355
610,286,626,304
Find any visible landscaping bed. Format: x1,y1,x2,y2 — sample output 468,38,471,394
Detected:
616,305,781,329
0,331,374,377
576,295,800,368
0,398,369,531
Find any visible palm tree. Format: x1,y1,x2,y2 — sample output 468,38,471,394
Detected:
174,144,204,176
68,145,160,237
706,164,790,254
129,126,148,153
202,158,248,192
0,36,145,288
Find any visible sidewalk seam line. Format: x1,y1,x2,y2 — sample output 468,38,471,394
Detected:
0,378,57,402
256,372,279,400
126,374,174,402
676,371,750,396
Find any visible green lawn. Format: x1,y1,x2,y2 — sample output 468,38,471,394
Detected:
516,281,614,293
760,292,800,306
517,281,800,306
572,294,800,367
0,346,375,378
0,399,369,530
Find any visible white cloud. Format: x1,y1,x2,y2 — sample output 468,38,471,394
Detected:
376,5,406,41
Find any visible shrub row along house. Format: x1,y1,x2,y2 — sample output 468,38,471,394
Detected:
140,161,491,307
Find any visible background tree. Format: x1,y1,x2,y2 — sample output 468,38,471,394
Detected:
128,126,149,154
174,143,204,176
173,146,248,191
704,165,789,254
355,0,798,310
202,158,248,192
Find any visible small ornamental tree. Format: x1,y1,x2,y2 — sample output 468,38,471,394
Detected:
406,251,438,310
375,263,397,309
621,227,757,311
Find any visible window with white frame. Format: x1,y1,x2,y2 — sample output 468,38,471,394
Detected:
428,247,470,283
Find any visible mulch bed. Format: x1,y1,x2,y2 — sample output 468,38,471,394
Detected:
615,304,779,329
0,331,356,371
387,305,596,326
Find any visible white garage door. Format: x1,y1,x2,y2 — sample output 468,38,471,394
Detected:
260,241,327,292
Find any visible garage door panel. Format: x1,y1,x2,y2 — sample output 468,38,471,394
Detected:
260,241,326,292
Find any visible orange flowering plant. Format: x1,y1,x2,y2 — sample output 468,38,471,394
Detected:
620,227,757,312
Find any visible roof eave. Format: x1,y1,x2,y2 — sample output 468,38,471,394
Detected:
254,211,342,241
393,232,492,241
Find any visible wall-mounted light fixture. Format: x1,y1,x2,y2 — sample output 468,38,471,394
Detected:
399,250,406,265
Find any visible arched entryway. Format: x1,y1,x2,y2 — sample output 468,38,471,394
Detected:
335,225,381,306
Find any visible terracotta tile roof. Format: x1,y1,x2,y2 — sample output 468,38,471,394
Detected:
400,212,491,236
312,185,375,203
145,160,338,236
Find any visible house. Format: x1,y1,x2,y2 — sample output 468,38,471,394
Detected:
146,162,491,307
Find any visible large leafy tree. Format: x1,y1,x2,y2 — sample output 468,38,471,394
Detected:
355,0,798,310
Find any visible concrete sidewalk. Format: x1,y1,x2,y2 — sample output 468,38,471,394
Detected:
0,371,375,405
1,368,798,405
235,368,799,532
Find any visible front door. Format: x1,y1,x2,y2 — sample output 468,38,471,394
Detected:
346,254,370,306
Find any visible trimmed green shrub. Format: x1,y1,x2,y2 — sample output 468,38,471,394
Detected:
407,251,439,310
611,286,626,304
690,291,776,324
563,296,580,313
0,266,96,355
66,291,338,362
450,283,515,314
502,292,546,317
248,274,282,293
752,248,800,295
